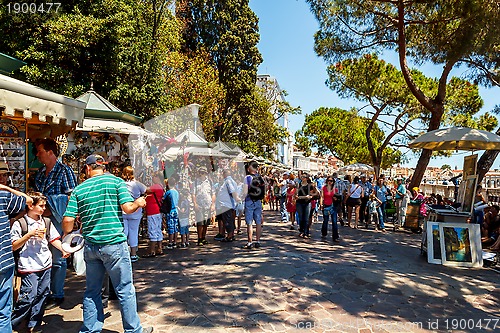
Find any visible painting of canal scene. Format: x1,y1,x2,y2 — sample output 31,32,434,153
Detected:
439,223,482,268
426,222,442,264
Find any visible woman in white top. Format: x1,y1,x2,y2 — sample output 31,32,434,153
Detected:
346,175,364,229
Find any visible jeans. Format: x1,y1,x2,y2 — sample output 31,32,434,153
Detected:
360,196,369,223
377,202,386,229
81,241,142,333
296,202,311,234
321,205,339,240
12,269,50,329
49,215,66,299
279,195,288,222
0,266,14,333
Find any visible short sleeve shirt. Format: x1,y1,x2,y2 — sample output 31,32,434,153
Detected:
0,192,26,273
34,160,77,196
11,216,60,273
145,184,164,216
194,179,213,209
64,173,133,245
216,176,237,211
123,180,147,219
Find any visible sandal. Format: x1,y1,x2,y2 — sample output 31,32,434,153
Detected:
143,253,156,258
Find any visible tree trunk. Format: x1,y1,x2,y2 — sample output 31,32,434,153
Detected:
409,105,444,189
476,127,500,184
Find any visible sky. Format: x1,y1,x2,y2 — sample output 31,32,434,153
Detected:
248,0,500,171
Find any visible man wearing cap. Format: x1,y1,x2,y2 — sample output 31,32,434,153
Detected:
394,178,407,229
34,138,77,309
62,154,152,333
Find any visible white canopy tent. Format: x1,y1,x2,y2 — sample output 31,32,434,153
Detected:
0,73,85,127
77,118,147,135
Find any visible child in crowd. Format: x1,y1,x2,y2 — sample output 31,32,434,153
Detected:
178,188,191,247
367,193,382,229
164,175,179,249
11,192,69,332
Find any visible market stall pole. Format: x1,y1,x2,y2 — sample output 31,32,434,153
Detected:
0,73,85,192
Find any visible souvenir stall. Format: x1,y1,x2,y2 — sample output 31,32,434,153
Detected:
0,73,85,192
409,127,500,267
64,89,147,180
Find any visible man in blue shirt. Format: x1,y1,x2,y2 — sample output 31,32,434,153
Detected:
0,184,31,333
34,138,77,309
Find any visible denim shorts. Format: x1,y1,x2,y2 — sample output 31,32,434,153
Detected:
245,200,262,225
179,226,189,235
147,214,163,241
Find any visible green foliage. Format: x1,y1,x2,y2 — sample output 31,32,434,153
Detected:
307,0,500,185
162,49,225,141
441,164,452,170
298,107,401,167
181,0,264,143
327,54,485,174
0,0,181,119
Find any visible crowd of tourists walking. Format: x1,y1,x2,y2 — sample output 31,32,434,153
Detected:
0,144,440,333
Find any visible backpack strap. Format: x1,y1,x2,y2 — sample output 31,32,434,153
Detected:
19,216,28,237
42,217,51,241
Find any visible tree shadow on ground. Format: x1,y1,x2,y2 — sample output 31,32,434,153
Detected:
44,209,500,332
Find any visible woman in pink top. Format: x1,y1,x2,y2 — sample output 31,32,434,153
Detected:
320,176,341,242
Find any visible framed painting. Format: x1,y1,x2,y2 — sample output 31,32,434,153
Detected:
439,223,482,268
461,176,477,214
426,222,442,264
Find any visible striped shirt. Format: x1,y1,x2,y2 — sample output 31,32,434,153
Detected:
35,160,77,196
0,191,27,273
64,173,133,245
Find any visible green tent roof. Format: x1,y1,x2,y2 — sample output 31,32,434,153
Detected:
77,89,142,125
0,52,25,75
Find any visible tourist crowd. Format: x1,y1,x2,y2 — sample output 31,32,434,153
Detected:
0,142,498,333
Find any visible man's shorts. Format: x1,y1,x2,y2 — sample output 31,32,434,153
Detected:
147,213,163,241
245,200,262,225
195,207,212,226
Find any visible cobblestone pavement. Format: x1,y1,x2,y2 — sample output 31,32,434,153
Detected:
31,210,499,333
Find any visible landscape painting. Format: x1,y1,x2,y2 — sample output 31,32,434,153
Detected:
439,223,482,268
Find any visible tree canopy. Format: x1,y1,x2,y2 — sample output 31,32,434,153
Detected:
297,107,402,169
307,0,500,185
327,53,497,176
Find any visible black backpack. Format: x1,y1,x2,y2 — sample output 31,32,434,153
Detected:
248,174,266,201
160,191,173,214
13,216,51,274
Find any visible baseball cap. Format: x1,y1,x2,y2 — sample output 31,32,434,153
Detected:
0,162,11,175
85,154,108,165
283,171,290,176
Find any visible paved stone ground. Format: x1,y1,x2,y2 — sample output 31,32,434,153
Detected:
25,210,500,333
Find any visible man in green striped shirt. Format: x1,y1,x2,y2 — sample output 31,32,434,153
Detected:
62,154,152,333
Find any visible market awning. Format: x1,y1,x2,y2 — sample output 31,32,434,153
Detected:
0,52,26,75
0,73,85,127
77,89,142,125
77,118,147,135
